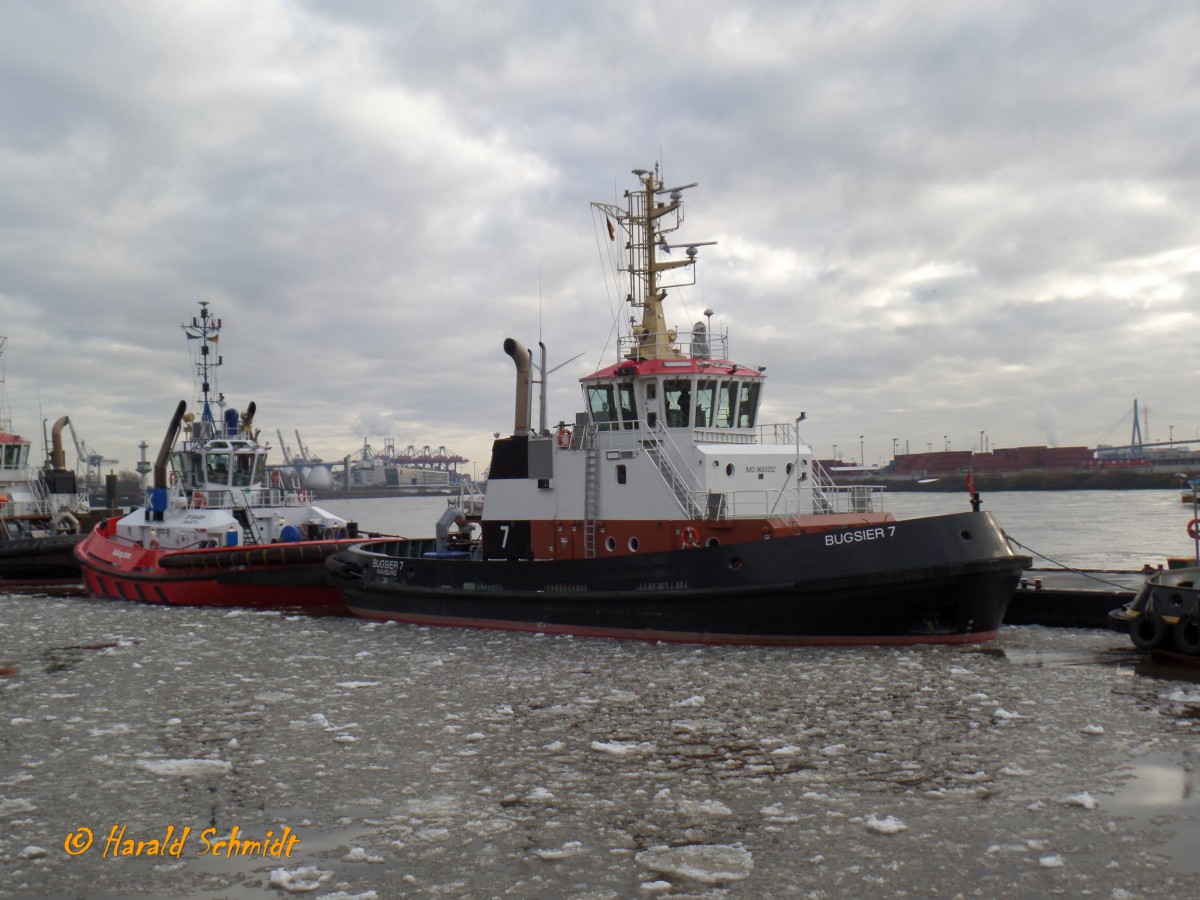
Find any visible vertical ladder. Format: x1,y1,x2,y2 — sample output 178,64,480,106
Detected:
582,425,599,557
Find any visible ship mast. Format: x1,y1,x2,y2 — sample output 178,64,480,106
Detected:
181,301,223,437
0,335,11,435
594,166,714,361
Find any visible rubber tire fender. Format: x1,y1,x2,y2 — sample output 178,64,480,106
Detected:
1173,617,1200,655
325,554,363,580
1130,615,1168,650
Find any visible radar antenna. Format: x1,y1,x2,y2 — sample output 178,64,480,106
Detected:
181,301,224,438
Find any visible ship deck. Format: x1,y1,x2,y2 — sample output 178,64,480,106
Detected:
1006,567,1146,629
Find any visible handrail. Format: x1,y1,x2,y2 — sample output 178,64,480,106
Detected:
637,421,708,519
579,416,883,519
618,329,729,361
185,486,316,509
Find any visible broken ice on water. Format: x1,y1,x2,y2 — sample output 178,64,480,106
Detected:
2,594,1200,897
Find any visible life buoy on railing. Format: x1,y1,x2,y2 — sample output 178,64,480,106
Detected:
193,490,206,508
169,471,178,487
680,525,700,549
271,469,283,488
556,428,572,449
1188,518,1200,541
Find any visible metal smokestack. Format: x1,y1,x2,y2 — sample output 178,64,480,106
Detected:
503,338,533,436
50,416,71,471
154,401,188,491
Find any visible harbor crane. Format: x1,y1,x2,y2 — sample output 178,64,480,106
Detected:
294,430,321,464
57,419,118,491
276,429,296,465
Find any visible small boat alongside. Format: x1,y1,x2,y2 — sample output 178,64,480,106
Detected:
1110,505,1200,655
1110,566,1200,656
74,303,385,615
325,167,1031,645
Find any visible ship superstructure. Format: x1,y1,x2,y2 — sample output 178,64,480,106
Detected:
324,167,1029,645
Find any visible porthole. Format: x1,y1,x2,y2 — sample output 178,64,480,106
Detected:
605,536,617,552
628,537,640,552
705,537,720,548
725,463,735,477
785,462,794,475
959,530,974,542
728,556,743,570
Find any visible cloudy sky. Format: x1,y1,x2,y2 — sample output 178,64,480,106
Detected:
2,1,1197,475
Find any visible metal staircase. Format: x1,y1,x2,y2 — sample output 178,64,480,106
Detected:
811,459,837,513
642,428,708,519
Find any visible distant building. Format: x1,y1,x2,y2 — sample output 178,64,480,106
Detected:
888,446,1093,477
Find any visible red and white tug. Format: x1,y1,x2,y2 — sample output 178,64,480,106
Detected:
75,303,370,614
325,167,1030,644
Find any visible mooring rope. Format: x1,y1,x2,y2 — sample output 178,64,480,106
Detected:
1004,532,1147,591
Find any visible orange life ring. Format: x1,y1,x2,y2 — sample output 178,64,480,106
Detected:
1188,518,1200,541
556,428,572,449
193,490,206,508
681,526,700,549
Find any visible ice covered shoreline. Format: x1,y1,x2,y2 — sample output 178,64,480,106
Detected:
3,594,1200,898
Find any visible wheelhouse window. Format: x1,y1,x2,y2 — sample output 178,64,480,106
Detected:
663,379,692,428
172,451,203,486
737,381,761,428
716,381,737,427
617,382,638,429
233,452,259,486
587,384,617,430
1,442,27,469
694,379,716,428
206,452,231,485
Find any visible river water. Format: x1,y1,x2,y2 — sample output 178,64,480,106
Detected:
3,490,1200,898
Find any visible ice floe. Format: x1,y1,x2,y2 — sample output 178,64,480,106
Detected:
268,865,333,892
864,814,908,835
635,844,754,883
134,758,231,777
1064,791,1100,810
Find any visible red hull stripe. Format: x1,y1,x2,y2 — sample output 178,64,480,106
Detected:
75,532,349,614
79,575,347,614
348,608,998,647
